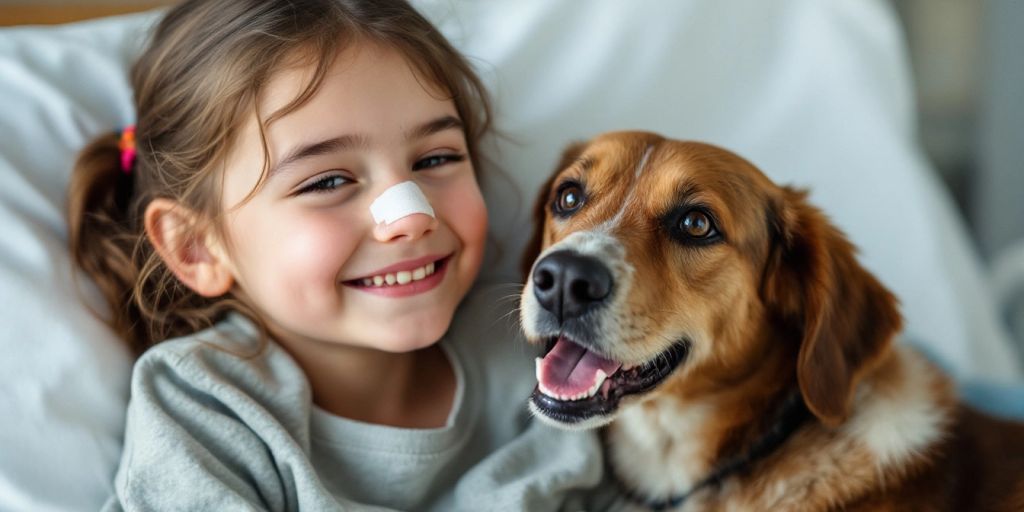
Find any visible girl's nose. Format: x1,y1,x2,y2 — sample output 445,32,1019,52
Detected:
373,212,438,242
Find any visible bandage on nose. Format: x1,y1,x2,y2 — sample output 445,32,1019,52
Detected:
369,181,435,225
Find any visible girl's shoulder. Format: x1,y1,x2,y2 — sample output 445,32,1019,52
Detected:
130,313,311,420
134,313,271,379
140,312,262,360
113,315,323,510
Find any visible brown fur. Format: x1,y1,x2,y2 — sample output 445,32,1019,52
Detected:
522,131,1024,511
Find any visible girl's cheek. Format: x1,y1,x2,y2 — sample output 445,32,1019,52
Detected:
280,212,360,276
230,206,359,293
469,195,489,240
453,177,487,234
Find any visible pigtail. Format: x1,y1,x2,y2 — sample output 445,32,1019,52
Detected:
67,131,150,354
68,131,239,356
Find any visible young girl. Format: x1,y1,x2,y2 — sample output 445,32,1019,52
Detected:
68,0,607,509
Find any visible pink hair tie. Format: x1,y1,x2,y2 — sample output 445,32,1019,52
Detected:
118,125,137,174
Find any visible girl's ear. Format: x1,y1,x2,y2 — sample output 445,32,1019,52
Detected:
144,198,234,297
762,187,902,428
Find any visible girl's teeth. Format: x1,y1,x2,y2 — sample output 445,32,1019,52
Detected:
396,270,412,284
361,262,438,287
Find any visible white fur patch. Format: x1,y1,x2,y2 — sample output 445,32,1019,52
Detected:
843,345,950,469
610,397,715,499
548,230,627,261
369,181,434,224
597,144,654,233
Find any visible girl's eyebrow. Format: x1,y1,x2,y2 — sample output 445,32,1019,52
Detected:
269,134,368,180
405,115,463,142
268,115,464,180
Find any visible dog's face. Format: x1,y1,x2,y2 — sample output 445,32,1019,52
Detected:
520,131,900,429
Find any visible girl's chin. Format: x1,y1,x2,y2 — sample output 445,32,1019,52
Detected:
379,338,442,354
363,316,454,353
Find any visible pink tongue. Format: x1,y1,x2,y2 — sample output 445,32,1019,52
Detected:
539,336,622,397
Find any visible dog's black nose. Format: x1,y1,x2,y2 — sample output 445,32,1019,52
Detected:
532,250,612,321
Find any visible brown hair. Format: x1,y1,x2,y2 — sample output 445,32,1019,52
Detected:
67,0,492,356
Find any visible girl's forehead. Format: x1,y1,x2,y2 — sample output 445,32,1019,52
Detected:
260,41,448,122
258,43,457,142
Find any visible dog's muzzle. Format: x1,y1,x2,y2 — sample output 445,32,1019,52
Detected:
525,248,690,427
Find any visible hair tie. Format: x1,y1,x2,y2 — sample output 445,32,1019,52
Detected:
118,125,137,174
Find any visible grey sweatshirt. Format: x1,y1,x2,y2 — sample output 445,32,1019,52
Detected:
103,284,612,511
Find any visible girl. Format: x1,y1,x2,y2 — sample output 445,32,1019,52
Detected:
68,0,606,509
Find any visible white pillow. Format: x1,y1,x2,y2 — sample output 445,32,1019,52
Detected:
0,14,153,511
421,0,1023,383
0,1,1019,510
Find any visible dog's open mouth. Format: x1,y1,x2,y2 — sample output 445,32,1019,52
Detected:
531,335,689,424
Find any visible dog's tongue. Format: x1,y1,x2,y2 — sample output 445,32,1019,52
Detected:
537,336,622,398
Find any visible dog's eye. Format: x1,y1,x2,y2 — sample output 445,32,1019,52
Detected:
554,183,585,215
678,210,717,239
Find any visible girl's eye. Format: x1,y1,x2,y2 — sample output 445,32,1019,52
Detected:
413,153,465,171
297,174,352,195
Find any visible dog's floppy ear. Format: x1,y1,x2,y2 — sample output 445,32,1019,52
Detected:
520,141,587,280
762,187,902,428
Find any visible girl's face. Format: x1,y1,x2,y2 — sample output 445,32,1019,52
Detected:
218,43,487,353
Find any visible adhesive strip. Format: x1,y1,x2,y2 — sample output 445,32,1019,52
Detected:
369,181,435,225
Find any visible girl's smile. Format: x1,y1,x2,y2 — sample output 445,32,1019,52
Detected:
343,253,452,298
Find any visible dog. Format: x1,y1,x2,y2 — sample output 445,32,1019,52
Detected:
519,131,1024,511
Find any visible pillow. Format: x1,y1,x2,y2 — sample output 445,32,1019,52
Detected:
1,1,1020,509
425,0,1022,382
0,14,153,510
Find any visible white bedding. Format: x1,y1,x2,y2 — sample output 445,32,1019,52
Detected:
1,1,1020,510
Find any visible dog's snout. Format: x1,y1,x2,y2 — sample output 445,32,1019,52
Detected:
532,250,612,321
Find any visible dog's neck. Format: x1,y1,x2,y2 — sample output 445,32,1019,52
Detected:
604,344,955,511
606,390,809,510
604,332,807,508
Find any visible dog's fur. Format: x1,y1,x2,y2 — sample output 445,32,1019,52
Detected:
520,131,1024,511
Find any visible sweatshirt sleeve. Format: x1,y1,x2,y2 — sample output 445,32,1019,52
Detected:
103,344,290,512
450,419,619,512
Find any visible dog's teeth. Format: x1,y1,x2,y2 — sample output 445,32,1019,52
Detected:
535,357,543,383
584,369,608,399
538,377,558,399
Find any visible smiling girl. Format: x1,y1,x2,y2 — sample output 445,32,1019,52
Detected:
67,0,603,509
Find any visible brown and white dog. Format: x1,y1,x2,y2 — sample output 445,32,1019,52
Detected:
519,131,1024,511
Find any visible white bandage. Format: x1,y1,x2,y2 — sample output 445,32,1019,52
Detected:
369,181,435,225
